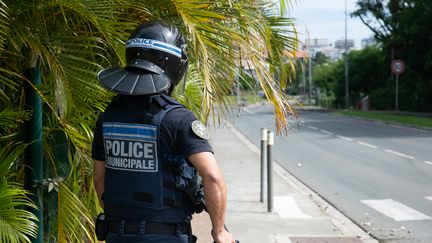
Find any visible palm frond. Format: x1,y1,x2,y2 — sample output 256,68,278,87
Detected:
175,0,299,133
0,142,37,243
0,1,10,48
0,182,38,243
0,67,25,94
0,105,30,135
0,142,27,179
57,182,94,242
173,66,207,121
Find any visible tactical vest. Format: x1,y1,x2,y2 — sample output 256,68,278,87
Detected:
101,94,197,215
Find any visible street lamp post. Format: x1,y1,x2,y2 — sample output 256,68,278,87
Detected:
344,0,350,109
308,47,312,106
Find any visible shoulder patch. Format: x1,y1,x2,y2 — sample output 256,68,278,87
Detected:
191,120,209,140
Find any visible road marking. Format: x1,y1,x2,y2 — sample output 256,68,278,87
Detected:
320,129,333,135
384,149,415,160
361,199,431,221
337,135,353,141
425,161,432,166
242,107,254,114
308,126,318,130
425,197,432,202
271,235,292,243
274,196,311,218
356,141,378,149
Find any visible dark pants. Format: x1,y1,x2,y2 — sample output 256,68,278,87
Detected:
106,233,189,243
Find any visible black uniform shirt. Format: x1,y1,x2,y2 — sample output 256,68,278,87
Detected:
91,95,212,222
92,95,213,161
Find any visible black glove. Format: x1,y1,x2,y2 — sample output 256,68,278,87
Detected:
95,213,107,241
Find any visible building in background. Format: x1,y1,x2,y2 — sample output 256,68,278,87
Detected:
334,38,355,49
360,37,377,48
302,38,355,60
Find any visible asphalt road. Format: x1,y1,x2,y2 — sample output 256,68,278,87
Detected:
232,104,432,243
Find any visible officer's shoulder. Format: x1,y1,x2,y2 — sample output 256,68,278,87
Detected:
165,106,195,121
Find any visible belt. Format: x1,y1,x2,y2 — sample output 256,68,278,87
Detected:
107,220,189,236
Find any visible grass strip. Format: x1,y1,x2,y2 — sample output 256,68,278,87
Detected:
337,110,432,129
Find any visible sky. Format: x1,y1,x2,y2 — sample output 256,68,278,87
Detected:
288,0,374,48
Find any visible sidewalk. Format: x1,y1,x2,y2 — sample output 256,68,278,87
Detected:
191,121,378,243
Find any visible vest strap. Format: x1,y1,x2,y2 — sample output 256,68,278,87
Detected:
152,95,168,108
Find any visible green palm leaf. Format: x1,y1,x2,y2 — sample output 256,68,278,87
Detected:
0,183,38,243
0,1,9,48
175,0,298,132
57,182,94,242
0,143,38,243
173,66,206,121
0,106,30,135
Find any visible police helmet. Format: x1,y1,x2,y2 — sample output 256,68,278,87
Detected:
97,21,188,95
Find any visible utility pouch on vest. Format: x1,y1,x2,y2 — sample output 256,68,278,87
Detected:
185,173,205,213
95,213,107,241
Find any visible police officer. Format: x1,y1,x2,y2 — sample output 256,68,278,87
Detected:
92,21,236,243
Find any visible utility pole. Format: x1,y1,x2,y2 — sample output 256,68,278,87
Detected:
302,61,306,96
344,0,350,109
308,45,313,106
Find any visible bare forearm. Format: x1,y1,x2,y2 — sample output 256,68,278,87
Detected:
203,174,227,232
93,160,105,208
94,179,104,208
188,152,235,242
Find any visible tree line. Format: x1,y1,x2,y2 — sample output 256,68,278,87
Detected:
306,0,432,112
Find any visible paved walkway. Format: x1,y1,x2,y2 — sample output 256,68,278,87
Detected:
191,121,378,243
